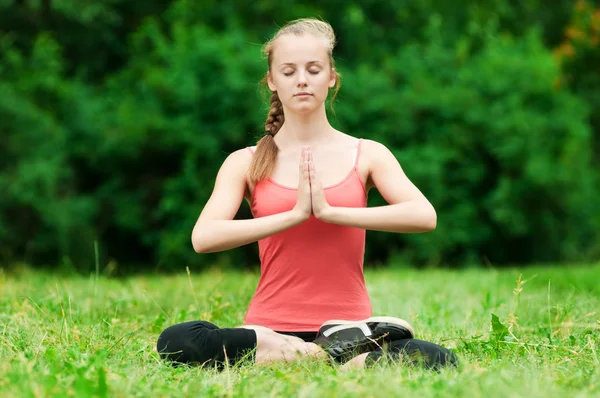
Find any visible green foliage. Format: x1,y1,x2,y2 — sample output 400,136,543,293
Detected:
337,22,598,266
76,18,267,270
0,33,99,268
0,0,599,271
552,0,600,243
490,314,510,342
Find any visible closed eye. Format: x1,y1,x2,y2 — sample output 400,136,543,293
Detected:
282,70,321,76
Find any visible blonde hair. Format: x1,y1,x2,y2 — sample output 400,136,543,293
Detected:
247,18,342,182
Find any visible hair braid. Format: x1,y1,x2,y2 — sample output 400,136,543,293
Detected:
247,91,282,182
265,91,284,134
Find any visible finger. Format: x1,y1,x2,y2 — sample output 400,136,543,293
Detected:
303,161,310,181
309,161,316,181
305,161,312,189
300,157,309,180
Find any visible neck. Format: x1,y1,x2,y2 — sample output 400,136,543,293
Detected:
275,106,336,147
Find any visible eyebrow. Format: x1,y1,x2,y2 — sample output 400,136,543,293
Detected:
279,61,323,67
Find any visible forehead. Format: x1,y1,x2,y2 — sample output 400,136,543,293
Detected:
272,33,330,66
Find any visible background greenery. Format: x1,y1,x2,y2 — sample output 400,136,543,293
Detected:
1,0,599,274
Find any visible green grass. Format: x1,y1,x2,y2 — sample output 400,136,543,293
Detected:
1,262,599,397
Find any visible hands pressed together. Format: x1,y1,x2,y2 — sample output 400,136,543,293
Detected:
293,146,331,222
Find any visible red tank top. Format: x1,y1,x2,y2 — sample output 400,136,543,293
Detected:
243,138,372,331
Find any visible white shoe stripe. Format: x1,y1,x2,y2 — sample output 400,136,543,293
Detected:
323,323,372,337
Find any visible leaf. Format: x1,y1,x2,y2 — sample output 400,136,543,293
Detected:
490,313,509,341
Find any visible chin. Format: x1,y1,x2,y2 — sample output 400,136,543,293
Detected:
290,103,321,115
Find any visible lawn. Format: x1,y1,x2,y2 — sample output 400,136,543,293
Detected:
1,262,598,397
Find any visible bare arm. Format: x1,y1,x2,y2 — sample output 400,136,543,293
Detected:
314,140,437,233
192,148,311,253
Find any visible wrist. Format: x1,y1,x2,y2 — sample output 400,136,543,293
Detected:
315,205,335,223
290,209,310,224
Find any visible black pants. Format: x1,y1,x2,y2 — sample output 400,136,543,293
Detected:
156,320,458,371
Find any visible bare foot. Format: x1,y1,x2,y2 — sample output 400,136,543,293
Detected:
238,325,328,365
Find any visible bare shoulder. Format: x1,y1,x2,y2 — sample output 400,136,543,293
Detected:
212,147,253,192
360,138,392,153
359,139,399,170
219,147,254,174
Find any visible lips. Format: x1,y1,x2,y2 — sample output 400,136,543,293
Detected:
295,92,312,96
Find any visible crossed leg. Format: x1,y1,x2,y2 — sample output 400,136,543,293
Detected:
157,321,456,371
156,321,329,368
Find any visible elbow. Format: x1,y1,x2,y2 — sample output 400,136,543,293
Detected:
192,237,205,254
421,203,437,232
191,231,211,254
192,222,227,253
427,211,437,231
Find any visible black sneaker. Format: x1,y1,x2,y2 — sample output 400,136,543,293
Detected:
313,316,415,363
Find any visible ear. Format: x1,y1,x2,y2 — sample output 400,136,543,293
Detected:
267,71,277,92
328,68,337,88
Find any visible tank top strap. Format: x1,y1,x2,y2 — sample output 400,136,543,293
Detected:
247,146,255,155
352,138,363,169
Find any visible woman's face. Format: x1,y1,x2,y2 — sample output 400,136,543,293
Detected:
267,33,337,115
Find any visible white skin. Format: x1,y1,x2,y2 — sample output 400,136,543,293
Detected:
191,32,437,367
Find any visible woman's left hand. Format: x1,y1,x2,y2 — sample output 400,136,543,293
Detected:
307,149,331,220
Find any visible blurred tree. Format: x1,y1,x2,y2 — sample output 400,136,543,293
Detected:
0,0,171,81
552,0,600,259
0,33,99,269
553,1,600,162
0,0,598,272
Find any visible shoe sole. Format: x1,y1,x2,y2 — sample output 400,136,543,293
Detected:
320,316,415,339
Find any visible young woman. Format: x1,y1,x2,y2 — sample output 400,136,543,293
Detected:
157,18,458,371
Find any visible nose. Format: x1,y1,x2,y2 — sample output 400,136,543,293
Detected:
296,69,308,86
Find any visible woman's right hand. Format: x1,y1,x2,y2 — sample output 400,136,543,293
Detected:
293,146,313,221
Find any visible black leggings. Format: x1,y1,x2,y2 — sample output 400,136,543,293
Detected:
156,320,458,371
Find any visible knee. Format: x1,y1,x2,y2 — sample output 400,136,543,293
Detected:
406,339,459,370
156,323,186,363
156,320,217,366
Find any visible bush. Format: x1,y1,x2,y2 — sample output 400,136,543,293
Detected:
0,33,100,269
334,22,598,266
87,19,268,272
1,6,598,272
